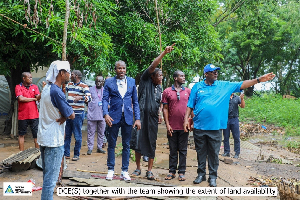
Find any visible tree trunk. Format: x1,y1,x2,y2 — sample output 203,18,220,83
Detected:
62,0,70,61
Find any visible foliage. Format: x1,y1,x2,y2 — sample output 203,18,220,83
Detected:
215,0,300,96
239,93,300,135
108,0,222,86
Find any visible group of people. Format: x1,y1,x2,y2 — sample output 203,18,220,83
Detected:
15,43,275,199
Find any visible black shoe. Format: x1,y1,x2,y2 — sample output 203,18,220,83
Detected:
233,154,239,159
208,178,217,187
193,175,206,184
97,149,106,154
87,149,92,155
222,152,230,157
143,156,149,162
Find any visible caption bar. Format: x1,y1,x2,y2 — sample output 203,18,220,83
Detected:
57,187,278,196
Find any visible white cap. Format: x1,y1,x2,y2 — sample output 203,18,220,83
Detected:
46,60,71,83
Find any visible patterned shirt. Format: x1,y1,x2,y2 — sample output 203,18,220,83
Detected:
66,81,91,114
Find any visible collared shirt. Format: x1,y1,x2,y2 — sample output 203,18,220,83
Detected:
228,94,241,118
87,86,104,121
117,77,127,98
117,77,127,112
15,83,40,120
66,81,91,114
37,83,73,147
162,85,191,130
187,79,243,130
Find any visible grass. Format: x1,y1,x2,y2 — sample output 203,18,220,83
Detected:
239,93,300,136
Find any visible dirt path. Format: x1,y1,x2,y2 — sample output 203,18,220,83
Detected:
1,121,299,199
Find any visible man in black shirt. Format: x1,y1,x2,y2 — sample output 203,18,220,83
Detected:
222,92,245,159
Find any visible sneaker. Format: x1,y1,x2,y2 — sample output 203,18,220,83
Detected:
222,153,230,157
97,149,106,154
87,149,92,155
106,170,114,181
233,154,239,159
120,171,131,182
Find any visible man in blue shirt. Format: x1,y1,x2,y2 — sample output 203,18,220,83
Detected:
184,64,275,187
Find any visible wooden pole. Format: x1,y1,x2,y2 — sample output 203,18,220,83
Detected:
155,0,162,70
62,0,70,61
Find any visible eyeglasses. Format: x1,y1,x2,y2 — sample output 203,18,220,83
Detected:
208,70,218,74
177,91,180,100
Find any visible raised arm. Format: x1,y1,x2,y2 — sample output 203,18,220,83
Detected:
148,43,175,74
240,72,275,90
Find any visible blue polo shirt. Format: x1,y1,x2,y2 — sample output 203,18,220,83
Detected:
187,79,243,130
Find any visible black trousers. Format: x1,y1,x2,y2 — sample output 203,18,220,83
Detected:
193,129,222,179
167,130,189,174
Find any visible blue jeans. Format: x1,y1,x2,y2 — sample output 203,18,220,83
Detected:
223,117,240,155
64,112,84,157
107,115,132,171
40,145,64,200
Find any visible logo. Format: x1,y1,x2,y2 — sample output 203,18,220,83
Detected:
5,185,14,194
3,182,32,196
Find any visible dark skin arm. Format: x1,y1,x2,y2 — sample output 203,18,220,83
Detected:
56,112,75,125
163,104,173,136
183,107,193,132
240,72,275,90
36,94,41,101
148,43,175,74
17,96,37,102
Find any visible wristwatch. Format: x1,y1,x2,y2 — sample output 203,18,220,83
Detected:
257,78,260,83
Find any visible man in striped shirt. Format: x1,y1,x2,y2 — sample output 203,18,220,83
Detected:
64,70,91,161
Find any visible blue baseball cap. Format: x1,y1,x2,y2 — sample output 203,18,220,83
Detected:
203,64,221,73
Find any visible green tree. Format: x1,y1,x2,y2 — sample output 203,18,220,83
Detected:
216,0,300,96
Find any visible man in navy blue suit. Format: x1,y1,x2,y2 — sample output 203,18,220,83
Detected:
102,60,141,182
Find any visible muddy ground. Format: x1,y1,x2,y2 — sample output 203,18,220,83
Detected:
0,121,300,200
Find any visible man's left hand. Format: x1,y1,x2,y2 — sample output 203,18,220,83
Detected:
258,72,275,82
240,93,244,100
73,96,82,103
133,120,141,130
56,116,67,125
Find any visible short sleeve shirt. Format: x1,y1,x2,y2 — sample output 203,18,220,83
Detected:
228,94,241,118
37,83,73,147
162,85,191,130
187,79,243,130
15,83,40,120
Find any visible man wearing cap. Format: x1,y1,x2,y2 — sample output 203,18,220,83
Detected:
37,60,75,200
184,64,275,187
